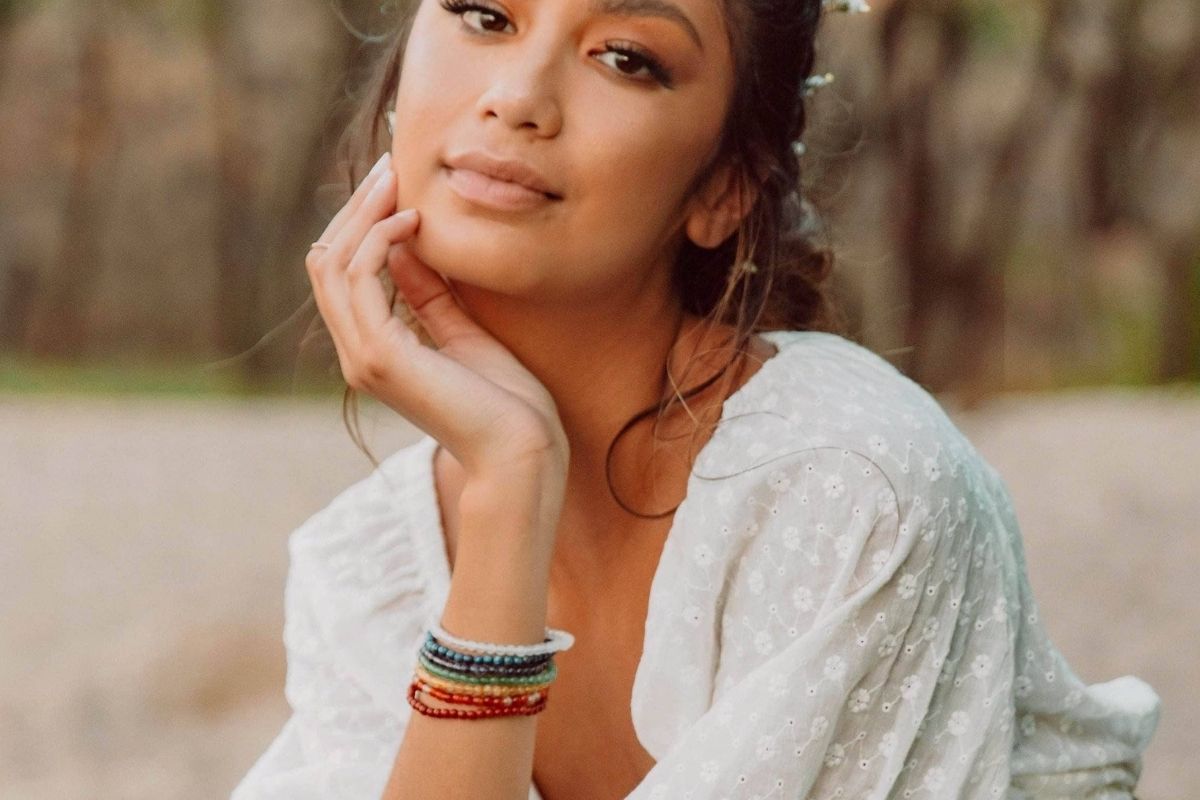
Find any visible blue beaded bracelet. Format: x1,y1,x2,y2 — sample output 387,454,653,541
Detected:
423,632,553,667
426,617,575,657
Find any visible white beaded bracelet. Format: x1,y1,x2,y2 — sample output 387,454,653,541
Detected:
427,617,575,657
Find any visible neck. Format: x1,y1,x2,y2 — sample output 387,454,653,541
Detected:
439,277,762,577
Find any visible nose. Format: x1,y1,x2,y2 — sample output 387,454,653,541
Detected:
474,44,564,138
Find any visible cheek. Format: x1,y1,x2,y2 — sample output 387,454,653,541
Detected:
391,78,451,206
575,109,710,237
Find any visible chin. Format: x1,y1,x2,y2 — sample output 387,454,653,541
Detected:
407,215,548,298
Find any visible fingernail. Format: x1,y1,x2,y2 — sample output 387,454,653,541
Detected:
368,167,395,197
397,208,417,221
369,152,389,175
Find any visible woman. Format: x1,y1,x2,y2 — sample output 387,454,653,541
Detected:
232,0,1161,797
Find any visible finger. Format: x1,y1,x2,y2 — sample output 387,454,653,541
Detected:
306,252,362,374
306,166,397,354
306,156,392,349
387,238,487,349
305,153,393,387
325,166,398,270
346,208,421,341
316,152,392,246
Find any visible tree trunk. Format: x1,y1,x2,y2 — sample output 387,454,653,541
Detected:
26,4,110,358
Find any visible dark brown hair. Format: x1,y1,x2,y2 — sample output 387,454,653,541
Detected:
330,0,846,517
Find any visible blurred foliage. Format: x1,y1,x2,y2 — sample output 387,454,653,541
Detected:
0,0,31,25
0,0,1196,400
961,0,1023,51
126,0,226,38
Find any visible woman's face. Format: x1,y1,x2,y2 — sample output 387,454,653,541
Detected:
390,0,737,306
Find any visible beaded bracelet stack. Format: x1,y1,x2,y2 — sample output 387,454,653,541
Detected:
406,617,575,720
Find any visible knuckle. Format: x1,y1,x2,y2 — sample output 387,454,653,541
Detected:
343,364,366,391
362,226,388,256
347,250,380,282
304,251,325,277
360,351,389,383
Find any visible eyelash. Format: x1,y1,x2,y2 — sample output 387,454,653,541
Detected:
437,0,675,89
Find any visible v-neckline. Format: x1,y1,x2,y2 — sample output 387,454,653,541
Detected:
400,329,802,798
407,330,795,610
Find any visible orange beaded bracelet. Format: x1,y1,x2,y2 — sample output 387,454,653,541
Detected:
407,680,549,718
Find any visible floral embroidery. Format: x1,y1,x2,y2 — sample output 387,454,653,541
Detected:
233,331,1161,800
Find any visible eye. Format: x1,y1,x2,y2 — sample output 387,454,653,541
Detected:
439,0,675,89
593,42,674,88
439,0,514,34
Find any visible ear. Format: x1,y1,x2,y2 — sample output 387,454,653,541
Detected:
684,160,759,249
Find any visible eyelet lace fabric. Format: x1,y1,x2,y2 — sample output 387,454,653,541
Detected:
231,330,1160,800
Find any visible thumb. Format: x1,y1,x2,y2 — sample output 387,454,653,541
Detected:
387,241,484,349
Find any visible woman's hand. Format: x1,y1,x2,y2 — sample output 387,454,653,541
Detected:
306,153,569,485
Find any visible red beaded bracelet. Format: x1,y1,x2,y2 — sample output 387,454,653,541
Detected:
418,679,549,709
407,680,549,718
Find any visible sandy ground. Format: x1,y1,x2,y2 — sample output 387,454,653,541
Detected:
0,387,1195,799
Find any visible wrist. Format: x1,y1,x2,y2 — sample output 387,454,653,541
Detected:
440,544,550,645
440,475,560,646
459,467,564,548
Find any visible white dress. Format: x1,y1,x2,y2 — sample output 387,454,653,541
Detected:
231,329,1161,800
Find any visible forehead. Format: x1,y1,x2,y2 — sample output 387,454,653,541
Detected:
507,0,730,47
589,0,708,49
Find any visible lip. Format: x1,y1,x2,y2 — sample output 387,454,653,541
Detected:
444,150,562,199
443,166,559,212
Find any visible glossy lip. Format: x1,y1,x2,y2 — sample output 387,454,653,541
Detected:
442,166,561,213
443,150,563,199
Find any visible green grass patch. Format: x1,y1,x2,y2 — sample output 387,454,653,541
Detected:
0,356,343,398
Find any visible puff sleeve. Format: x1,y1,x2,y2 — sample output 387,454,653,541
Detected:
230,441,549,800
229,536,402,800
627,434,1161,800
230,467,420,800
983,465,1161,798
628,445,1016,799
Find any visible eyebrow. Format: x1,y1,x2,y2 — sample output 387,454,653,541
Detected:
589,0,704,51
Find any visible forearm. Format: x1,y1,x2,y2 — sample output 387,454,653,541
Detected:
381,477,558,800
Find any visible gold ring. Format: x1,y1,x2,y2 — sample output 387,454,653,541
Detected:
310,241,332,251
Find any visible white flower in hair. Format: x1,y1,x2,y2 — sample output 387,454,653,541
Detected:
823,0,871,12
803,72,835,97
796,1,870,156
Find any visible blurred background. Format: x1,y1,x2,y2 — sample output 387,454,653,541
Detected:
0,0,1196,797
